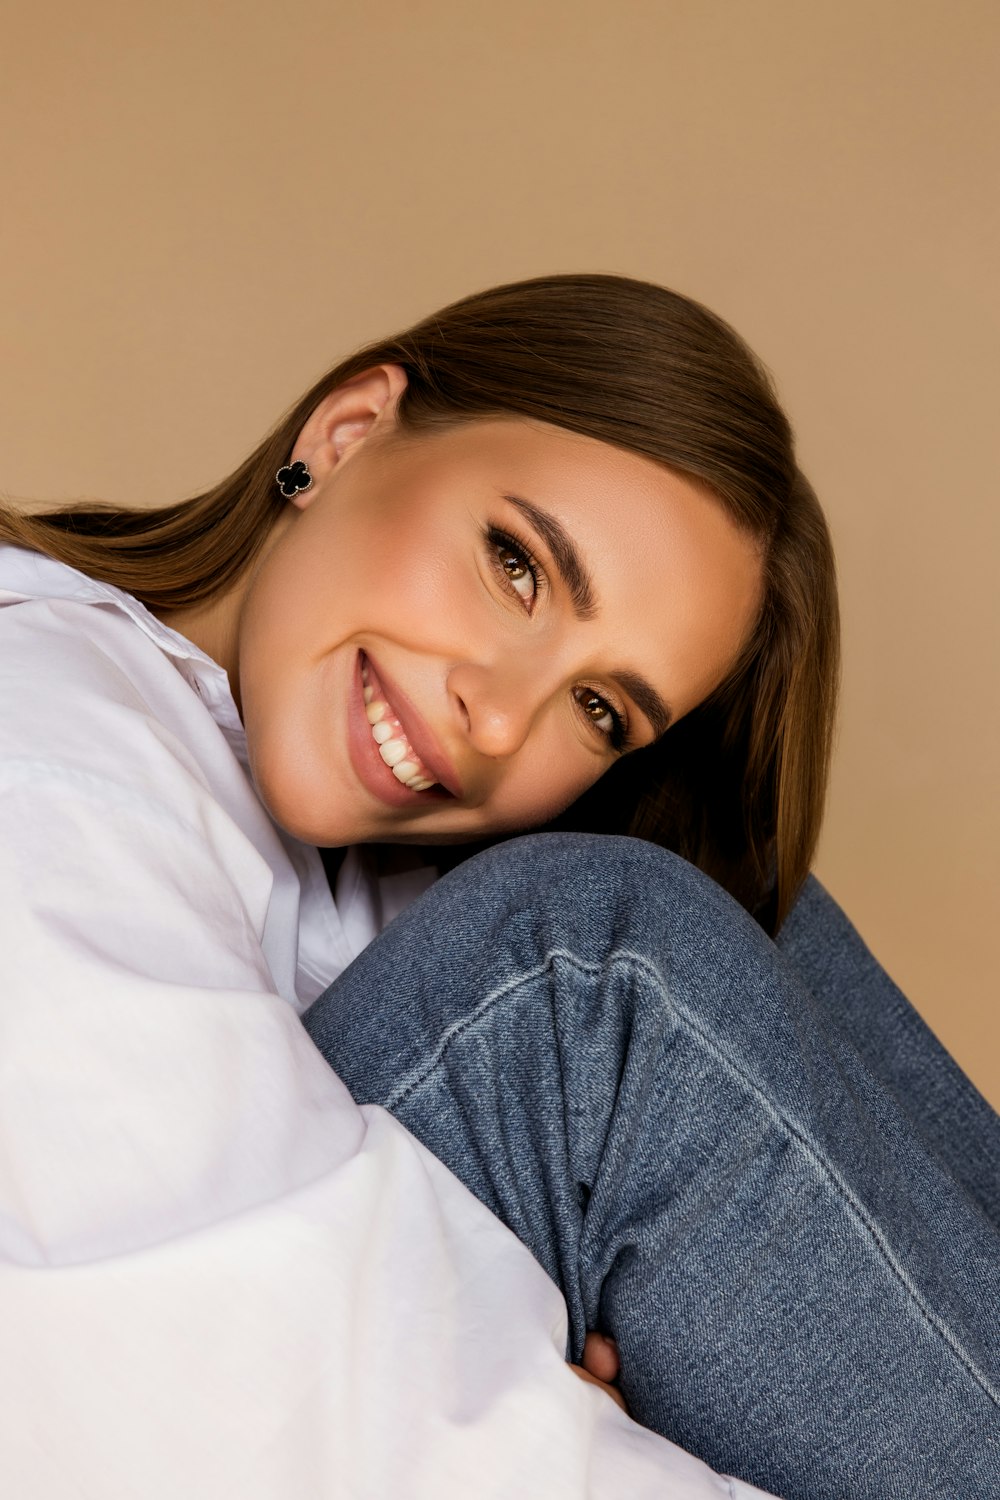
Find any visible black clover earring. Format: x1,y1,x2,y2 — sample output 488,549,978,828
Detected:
275,460,314,499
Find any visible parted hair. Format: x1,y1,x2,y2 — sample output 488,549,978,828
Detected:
0,273,839,933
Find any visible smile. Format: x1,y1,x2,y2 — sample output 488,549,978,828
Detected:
361,658,439,792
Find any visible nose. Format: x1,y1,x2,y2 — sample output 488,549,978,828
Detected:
446,659,551,759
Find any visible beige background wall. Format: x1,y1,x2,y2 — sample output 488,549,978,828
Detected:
2,1,997,1105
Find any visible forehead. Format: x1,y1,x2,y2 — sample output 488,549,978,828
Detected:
410,414,724,533
408,417,764,720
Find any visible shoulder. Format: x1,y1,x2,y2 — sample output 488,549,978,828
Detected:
0,558,309,998
0,592,210,800
0,588,280,1006
0,544,222,725
1,588,162,704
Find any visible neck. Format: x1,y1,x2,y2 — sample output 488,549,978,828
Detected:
154,508,296,717
158,584,245,711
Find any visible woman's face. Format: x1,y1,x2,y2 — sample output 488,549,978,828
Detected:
235,371,764,848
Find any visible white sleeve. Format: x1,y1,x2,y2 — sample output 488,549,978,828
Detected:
0,621,777,1499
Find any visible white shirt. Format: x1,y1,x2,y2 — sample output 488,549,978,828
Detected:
0,543,776,1499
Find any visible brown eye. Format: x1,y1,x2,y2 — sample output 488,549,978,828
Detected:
486,527,540,607
574,687,620,741
500,549,529,581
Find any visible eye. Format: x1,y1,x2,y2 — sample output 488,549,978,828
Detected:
485,522,629,754
574,687,629,752
486,525,543,610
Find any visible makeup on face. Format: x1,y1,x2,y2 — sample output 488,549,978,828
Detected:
230,418,764,850
347,649,458,806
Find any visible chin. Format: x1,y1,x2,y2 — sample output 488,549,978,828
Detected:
245,749,339,847
260,794,337,846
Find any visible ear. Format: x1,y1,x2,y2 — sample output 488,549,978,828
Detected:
287,363,408,507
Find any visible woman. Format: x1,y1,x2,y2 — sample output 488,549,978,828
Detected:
0,275,995,1500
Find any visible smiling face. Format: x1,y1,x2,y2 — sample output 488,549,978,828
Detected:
227,368,764,848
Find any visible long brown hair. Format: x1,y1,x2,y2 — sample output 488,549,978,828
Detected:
0,274,838,932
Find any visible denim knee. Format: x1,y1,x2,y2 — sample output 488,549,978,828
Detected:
306,830,773,1097
436,831,748,960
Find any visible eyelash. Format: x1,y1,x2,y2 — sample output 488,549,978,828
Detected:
484,523,631,753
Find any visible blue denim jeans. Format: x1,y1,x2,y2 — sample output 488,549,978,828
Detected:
302,834,1000,1500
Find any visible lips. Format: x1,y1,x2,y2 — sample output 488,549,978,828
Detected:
359,651,462,799
361,652,461,798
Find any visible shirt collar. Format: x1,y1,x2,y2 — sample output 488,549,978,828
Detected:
0,543,244,738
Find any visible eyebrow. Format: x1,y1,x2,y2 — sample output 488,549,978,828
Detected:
504,493,598,621
503,492,674,740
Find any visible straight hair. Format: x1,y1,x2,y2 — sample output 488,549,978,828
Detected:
0,274,839,933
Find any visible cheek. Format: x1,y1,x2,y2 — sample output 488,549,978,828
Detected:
482,754,607,835
333,514,467,635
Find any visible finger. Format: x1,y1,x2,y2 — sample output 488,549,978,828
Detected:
580,1331,620,1384
568,1363,628,1413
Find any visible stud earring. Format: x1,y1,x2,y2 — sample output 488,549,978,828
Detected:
276,460,314,498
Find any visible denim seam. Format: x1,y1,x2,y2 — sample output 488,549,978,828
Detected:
610,947,1000,1412
381,955,565,1113
384,944,999,1411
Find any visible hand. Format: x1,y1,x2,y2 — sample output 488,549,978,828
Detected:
569,1332,627,1413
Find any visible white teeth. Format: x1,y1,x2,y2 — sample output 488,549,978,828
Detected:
362,659,439,792
379,739,408,767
